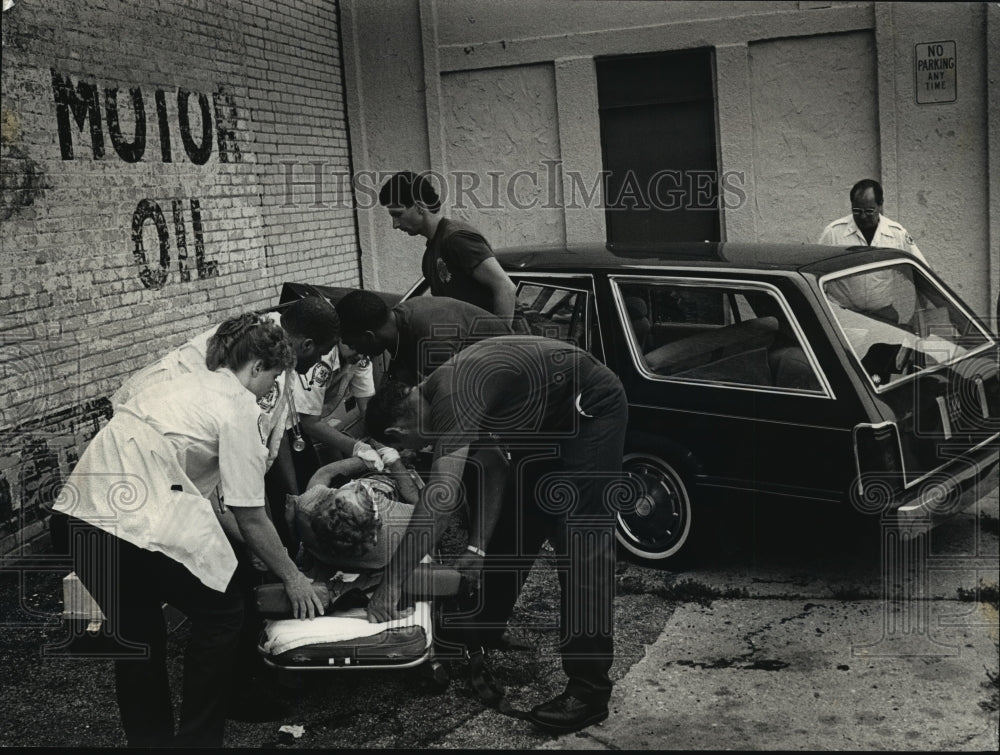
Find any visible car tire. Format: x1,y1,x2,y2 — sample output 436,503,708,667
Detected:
615,452,693,561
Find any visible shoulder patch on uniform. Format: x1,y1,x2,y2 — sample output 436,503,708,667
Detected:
436,257,453,284
311,362,333,388
257,382,279,412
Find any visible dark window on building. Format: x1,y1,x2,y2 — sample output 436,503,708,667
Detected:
597,48,720,245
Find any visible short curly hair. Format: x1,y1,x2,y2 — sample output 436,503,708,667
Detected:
205,313,295,372
280,295,341,351
309,481,382,557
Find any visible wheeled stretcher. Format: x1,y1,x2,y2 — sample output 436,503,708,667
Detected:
254,562,465,682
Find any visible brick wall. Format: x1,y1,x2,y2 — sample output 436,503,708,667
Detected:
0,0,359,555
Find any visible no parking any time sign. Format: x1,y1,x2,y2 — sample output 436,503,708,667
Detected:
915,41,956,104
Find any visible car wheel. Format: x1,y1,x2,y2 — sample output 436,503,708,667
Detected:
615,453,693,561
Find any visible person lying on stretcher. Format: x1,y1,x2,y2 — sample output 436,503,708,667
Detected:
286,445,422,574
284,444,509,584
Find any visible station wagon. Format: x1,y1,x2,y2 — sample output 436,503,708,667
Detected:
392,243,1000,560
286,242,999,561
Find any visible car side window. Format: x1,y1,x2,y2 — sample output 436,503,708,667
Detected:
614,279,825,392
514,283,589,351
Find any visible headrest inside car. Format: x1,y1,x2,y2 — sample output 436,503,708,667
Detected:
643,316,779,375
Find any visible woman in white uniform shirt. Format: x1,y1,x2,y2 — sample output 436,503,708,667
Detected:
54,314,325,748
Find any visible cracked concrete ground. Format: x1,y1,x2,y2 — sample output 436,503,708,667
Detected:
534,496,999,751
562,599,998,751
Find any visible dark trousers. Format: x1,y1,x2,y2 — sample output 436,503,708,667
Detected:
67,516,243,748
227,535,273,686
472,385,628,704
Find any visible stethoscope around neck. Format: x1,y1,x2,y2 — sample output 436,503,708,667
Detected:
283,352,372,454
285,373,308,453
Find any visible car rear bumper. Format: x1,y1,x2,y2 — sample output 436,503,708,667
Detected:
885,438,999,529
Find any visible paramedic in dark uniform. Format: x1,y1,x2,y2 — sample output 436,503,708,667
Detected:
364,335,628,734
377,170,516,323
335,290,513,386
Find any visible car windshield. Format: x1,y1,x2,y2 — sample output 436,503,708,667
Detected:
822,262,994,389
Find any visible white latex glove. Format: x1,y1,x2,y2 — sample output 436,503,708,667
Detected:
377,446,401,466
353,440,384,471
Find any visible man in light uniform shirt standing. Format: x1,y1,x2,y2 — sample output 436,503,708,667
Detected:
819,178,925,260
819,178,927,316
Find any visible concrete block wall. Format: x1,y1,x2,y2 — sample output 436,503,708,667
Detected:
0,0,359,555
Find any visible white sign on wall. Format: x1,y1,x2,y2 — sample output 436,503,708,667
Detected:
914,41,956,104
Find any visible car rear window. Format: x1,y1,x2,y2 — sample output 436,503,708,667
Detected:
611,277,827,394
822,262,995,390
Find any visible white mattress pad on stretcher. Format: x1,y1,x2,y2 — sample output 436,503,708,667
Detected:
261,601,432,657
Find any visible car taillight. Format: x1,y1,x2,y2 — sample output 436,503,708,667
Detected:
853,421,906,501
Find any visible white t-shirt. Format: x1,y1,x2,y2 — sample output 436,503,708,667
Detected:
111,312,292,466
56,369,266,591
111,312,374,465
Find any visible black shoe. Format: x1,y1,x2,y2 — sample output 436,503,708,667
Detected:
527,692,608,733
